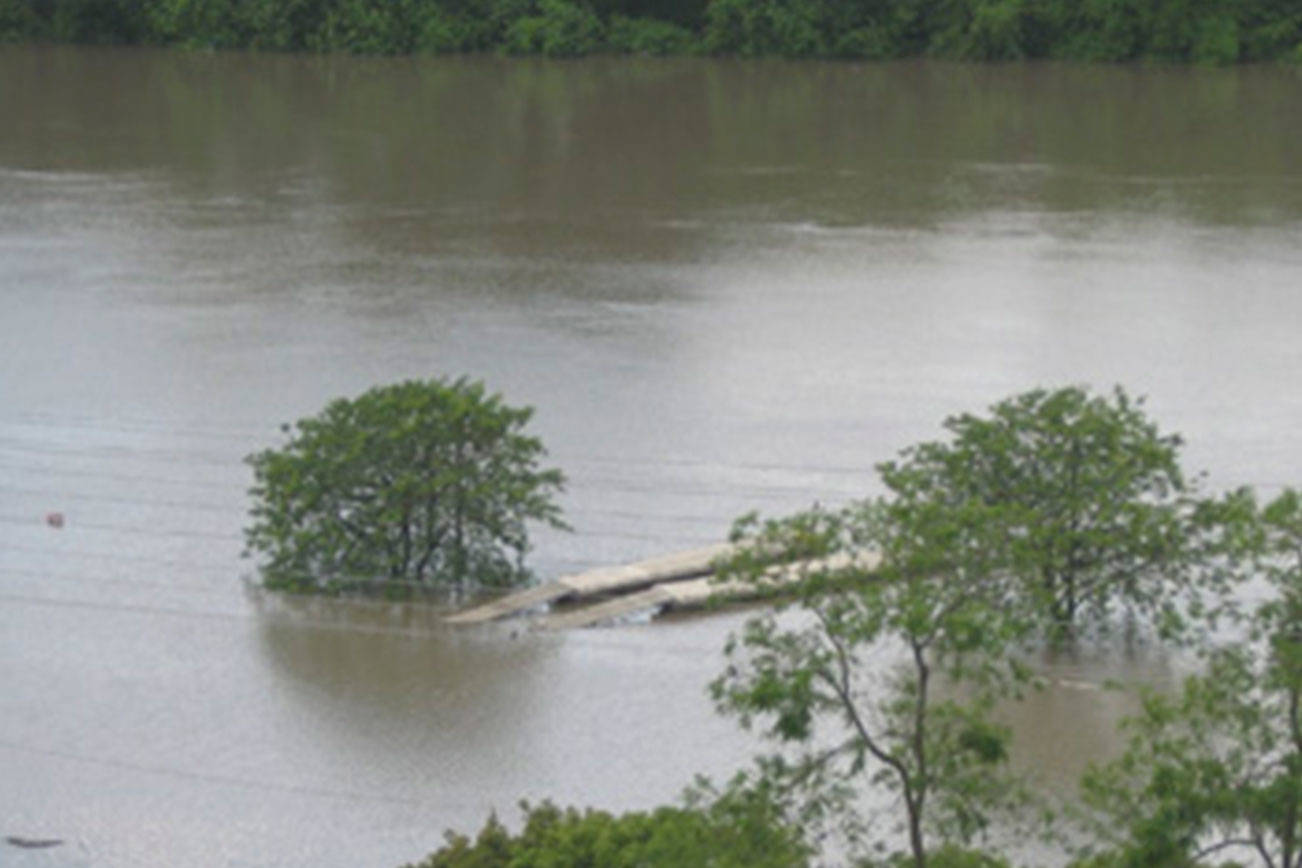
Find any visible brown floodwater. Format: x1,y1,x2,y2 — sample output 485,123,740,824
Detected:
1,45,1300,866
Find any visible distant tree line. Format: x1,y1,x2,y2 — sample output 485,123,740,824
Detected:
2,0,1301,63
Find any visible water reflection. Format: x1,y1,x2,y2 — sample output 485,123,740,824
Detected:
5,49,1300,241
254,598,557,771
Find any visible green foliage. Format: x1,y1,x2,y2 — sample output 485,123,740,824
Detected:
503,0,604,55
1074,488,1302,868
4,0,1301,61
1192,13,1240,63
0,0,43,40
147,0,252,48
406,788,812,867
1236,0,1302,61
877,386,1213,643
712,497,1031,865
587,0,707,28
868,845,1015,867
963,0,1044,59
701,0,828,56
707,386,1251,865
415,10,487,52
311,0,422,54
1053,0,1149,61
411,0,536,53
924,846,1014,868
31,0,152,42
243,377,565,596
831,23,898,59
607,13,693,53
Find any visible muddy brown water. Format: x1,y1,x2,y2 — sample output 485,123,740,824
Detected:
1,46,1300,866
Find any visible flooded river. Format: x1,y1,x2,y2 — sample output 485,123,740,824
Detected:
1,46,1300,866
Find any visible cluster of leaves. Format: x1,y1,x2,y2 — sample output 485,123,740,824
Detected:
5,0,1301,62
673,0,1302,63
405,785,813,868
712,502,1032,864
709,386,1257,867
1073,488,1302,868
243,378,565,596
407,782,1018,867
877,386,1213,643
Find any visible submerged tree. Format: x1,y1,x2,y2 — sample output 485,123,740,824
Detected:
1075,488,1302,868
244,378,565,595
708,385,1244,867
878,386,1204,641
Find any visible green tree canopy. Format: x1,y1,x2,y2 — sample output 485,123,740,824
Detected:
1074,488,1302,868
244,377,565,595
878,386,1206,642
406,787,812,868
708,385,1239,867
711,500,1030,868
6,0,1301,61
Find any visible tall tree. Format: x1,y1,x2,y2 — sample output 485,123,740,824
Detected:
710,385,1237,866
1075,488,1302,868
711,501,1030,868
878,386,1200,642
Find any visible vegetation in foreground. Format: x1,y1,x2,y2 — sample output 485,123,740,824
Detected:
405,782,812,868
407,385,1301,867
3,0,1301,63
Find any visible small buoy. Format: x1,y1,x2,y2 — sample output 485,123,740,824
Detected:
45,512,64,529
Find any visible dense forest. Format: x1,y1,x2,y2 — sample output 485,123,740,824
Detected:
2,0,1301,62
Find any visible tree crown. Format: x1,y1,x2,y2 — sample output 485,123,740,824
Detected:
244,377,565,596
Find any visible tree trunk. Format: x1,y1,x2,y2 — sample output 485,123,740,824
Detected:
1283,683,1300,868
908,801,927,868
910,641,930,868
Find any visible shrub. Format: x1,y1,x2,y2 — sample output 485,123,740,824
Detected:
406,793,811,867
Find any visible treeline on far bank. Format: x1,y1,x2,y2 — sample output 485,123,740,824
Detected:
3,0,1302,63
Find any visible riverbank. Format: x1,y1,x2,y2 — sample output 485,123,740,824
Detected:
3,0,1301,64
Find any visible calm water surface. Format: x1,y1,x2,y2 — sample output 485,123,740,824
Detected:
2,46,1300,866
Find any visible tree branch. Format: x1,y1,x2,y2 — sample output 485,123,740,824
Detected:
1192,837,1266,863
808,607,910,785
